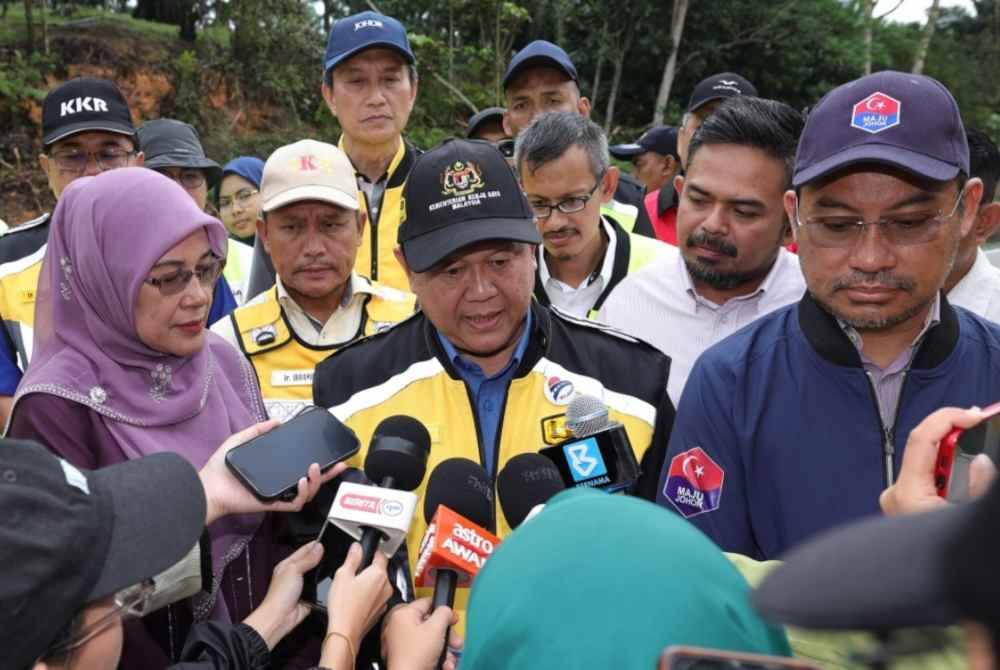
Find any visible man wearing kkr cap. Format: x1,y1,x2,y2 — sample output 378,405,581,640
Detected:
659,71,1000,560
213,140,414,422
314,138,675,622
677,72,757,168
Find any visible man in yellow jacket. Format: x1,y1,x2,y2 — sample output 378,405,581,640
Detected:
212,140,414,421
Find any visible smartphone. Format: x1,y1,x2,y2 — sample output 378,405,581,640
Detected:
225,407,360,501
538,425,640,493
659,646,821,670
935,401,1000,501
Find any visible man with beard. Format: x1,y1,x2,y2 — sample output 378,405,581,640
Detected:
598,97,805,404
658,71,1000,560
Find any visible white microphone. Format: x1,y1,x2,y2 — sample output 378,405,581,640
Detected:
566,394,612,437
324,482,418,559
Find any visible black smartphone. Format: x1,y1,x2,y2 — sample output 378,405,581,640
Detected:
936,401,1000,502
538,426,640,493
659,646,821,670
225,407,361,502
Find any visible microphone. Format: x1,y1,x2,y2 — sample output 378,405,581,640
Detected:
497,453,565,529
539,394,641,492
325,416,431,570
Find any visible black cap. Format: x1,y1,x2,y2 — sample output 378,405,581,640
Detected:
0,440,206,668
609,126,679,160
497,453,565,529
466,107,507,138
503,40,578,89
423,458,494,531
753,479,1000,631
398,138,541,273
687,73,757,113
138,119,223,188
42,77,136,146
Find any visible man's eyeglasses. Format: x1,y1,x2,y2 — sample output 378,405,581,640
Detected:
218,188,259,212
44,579,156,657
48,148,135,174
528,172,605,220
794,188,966,249
144,255,225,296
157,168,207,190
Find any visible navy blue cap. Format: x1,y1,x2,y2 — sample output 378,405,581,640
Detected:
686,73,757,113
466,107,506,138
503,40,578,89
323,11,415,75
794,71,969,187
610,126,679,160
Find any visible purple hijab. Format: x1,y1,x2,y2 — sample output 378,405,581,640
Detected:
15,167,267,620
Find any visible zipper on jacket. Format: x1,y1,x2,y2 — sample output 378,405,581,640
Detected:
864,369,910,488
361,188,378,280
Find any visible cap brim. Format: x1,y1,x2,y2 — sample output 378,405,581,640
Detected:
145,155,224,187
87,452,206,601
402,217,542,273
325,41,415,73
752,503,971,630
261,185,359,213
44,121,136,146
503,56,576,89
793,143,963,187
609,143,644,159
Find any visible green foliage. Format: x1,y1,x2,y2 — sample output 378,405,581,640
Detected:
0,50,52,129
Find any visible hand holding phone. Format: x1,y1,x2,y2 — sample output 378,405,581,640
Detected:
935,401,1000,501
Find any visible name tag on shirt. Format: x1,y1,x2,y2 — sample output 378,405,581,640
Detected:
271,369,314,387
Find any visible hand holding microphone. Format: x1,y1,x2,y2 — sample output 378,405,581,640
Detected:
383,597,462,670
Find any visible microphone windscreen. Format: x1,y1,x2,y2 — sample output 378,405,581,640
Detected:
364,415,431,490
566,394,609,437
423,458,494,530
497,454,565,528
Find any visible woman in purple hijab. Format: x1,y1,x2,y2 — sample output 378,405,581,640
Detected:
7,167,278,668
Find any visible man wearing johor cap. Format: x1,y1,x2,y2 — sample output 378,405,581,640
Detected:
659,71,1000,561
313,137,675,625
138,117,254,306
500,40,654,238
677,72,757,168
610,126,682,244
0,78,144,425
212,140,415,422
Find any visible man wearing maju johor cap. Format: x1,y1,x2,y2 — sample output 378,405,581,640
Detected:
314,137,676,622
0,77,144,426
659,71,1000,561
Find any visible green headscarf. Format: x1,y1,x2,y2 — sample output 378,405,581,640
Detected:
462,489,791,669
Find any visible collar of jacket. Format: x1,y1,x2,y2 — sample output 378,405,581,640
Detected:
422,301,553,381
797,290,959,369
657,184,678,217
532,215,631,314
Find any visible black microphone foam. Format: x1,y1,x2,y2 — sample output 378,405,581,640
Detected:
497,453,565,528
422,458,494,531
364,415,431,490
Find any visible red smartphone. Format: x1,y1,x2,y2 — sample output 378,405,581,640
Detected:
659,646,821,670
935,401,1000,501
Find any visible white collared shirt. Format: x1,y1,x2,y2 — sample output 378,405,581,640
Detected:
538,218,617,318
212,272,392,348
948,248,1000,324
597,246,805,405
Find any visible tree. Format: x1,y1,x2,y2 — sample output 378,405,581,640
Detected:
652,0,689,126
912,0,942,74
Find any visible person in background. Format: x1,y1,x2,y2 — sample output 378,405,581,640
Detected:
501,40,654,238
517,112,668,319
610,126,682,244
212,140,415,422
677,72,757,168
138,119,253,307
944,128,1000,322
0,77,143,426
217,156,264,244
598,97,805,404
466,107,508,143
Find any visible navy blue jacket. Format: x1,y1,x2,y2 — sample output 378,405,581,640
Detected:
658,292,1000,560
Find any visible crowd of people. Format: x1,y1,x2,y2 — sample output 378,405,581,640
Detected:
2,7,1000,670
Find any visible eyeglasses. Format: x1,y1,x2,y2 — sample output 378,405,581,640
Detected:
157,168,207,190
44,579,156,657
48,147,135,174
218,188,259,212
528,172,605,220
144,255,225,296
496,139,515,158
794,188,966,249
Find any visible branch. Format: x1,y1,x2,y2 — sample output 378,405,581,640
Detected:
431,72,479,114
874,0,905,21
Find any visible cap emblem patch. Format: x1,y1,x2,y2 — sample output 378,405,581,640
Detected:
851,92,901,135
441,160,484,197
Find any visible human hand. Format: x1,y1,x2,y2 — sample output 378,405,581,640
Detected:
880,406,988,516
382,597,462,670
319,543,394,667
199,419,347,525
242,541,324,650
